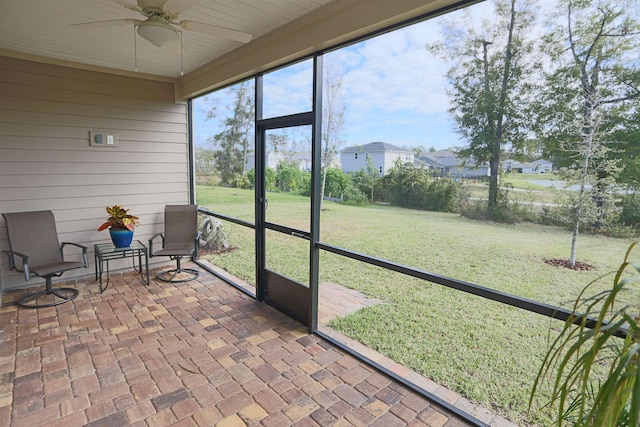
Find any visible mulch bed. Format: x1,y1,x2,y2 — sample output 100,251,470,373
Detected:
543,258,594,271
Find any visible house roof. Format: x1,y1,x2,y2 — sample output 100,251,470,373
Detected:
419,150,461,167
417,150,492,168
531,159,553,166
342,141,412,153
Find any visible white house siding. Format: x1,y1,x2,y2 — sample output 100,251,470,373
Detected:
0,57,189,291
341,147,413,176
383,151,413,175
244,151,285,172
341,150,374,174
448,166,490,178
532,160,553,173
504,159,553,174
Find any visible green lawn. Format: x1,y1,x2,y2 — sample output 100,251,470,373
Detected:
196,185,636,426
504,172,562,189
465,173,569,205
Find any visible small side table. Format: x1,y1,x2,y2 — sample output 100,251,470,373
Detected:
94,240,149,293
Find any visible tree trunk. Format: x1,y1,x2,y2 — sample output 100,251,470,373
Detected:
488,156,500,212
570,198,581,267
241,136,248,177
487,0,516,214
370,180,374,202
320,166,327,210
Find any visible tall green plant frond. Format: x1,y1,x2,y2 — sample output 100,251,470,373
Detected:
530,242,640,427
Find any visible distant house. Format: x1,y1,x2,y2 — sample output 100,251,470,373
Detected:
417,150,490,178
503,159,553,174
341,142,414,176
244,151,285,171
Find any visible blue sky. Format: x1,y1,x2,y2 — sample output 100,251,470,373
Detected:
192,0,547,151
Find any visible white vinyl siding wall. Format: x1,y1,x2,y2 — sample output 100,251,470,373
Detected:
341,149,414,176
0,57,189,291
341,150,382,175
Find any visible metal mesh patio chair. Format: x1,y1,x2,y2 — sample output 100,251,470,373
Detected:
2,210,89,308
148,204,200,282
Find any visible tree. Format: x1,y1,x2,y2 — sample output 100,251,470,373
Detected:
323,168,351,199
537,0,640,266
385,160,430,209
382,159,464,212
213,82,255,186
194,146,217,185
194,146,216,175
247,168,276,191
267,133,286,154
320,58,346,205
276,165,309,193
351,157,380,202
268,127,305,161
429,0,537,214
612,107,640,191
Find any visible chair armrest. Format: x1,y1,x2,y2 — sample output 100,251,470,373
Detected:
148,233,164,257
192,231,203,259
61,242,90,268
2,250,31,281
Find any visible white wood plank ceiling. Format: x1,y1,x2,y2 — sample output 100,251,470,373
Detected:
0,0,334,79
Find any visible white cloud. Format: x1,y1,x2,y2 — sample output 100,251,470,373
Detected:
263,59,314,117
193,0,571,150
331,15,459,148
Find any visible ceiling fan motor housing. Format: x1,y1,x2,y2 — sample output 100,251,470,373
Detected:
138,0,179,21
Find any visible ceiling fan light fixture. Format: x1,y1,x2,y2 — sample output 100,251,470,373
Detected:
137,21,179,47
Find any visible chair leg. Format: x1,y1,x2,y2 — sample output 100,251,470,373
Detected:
156,257,199,283
16,276,79,308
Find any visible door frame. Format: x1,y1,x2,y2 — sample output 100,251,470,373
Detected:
253,56,323,331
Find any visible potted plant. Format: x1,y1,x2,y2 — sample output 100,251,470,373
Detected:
98,205,140,248
530,242,640,427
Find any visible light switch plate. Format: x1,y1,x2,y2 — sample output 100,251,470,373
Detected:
90,131,118,147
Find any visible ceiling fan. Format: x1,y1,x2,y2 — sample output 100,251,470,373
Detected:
71,0,253,47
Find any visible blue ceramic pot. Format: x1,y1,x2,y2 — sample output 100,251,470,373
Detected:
109,229,134,248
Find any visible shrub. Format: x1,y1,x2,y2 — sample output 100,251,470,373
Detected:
235,174,251,189
424,178,466,212
460,199,490,221
341,184,368,204
276,166,309,193
590,223,640,239
617,194,640,228
247,168,276,191
323,168,351,198
460,200,524,224
530,242,640,427
461,184,540,224
541,193,640,239
196,173,217,186
381,161,465,213
350,169,380,202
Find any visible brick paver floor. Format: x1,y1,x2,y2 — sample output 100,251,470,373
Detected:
0,264,487,426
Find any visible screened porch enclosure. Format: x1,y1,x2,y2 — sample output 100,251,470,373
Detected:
191,0,640,425
2,0,637,425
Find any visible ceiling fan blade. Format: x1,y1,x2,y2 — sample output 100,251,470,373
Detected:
110,0,142,13
165,0,203,13
177,20,252,43
70,19,141,29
